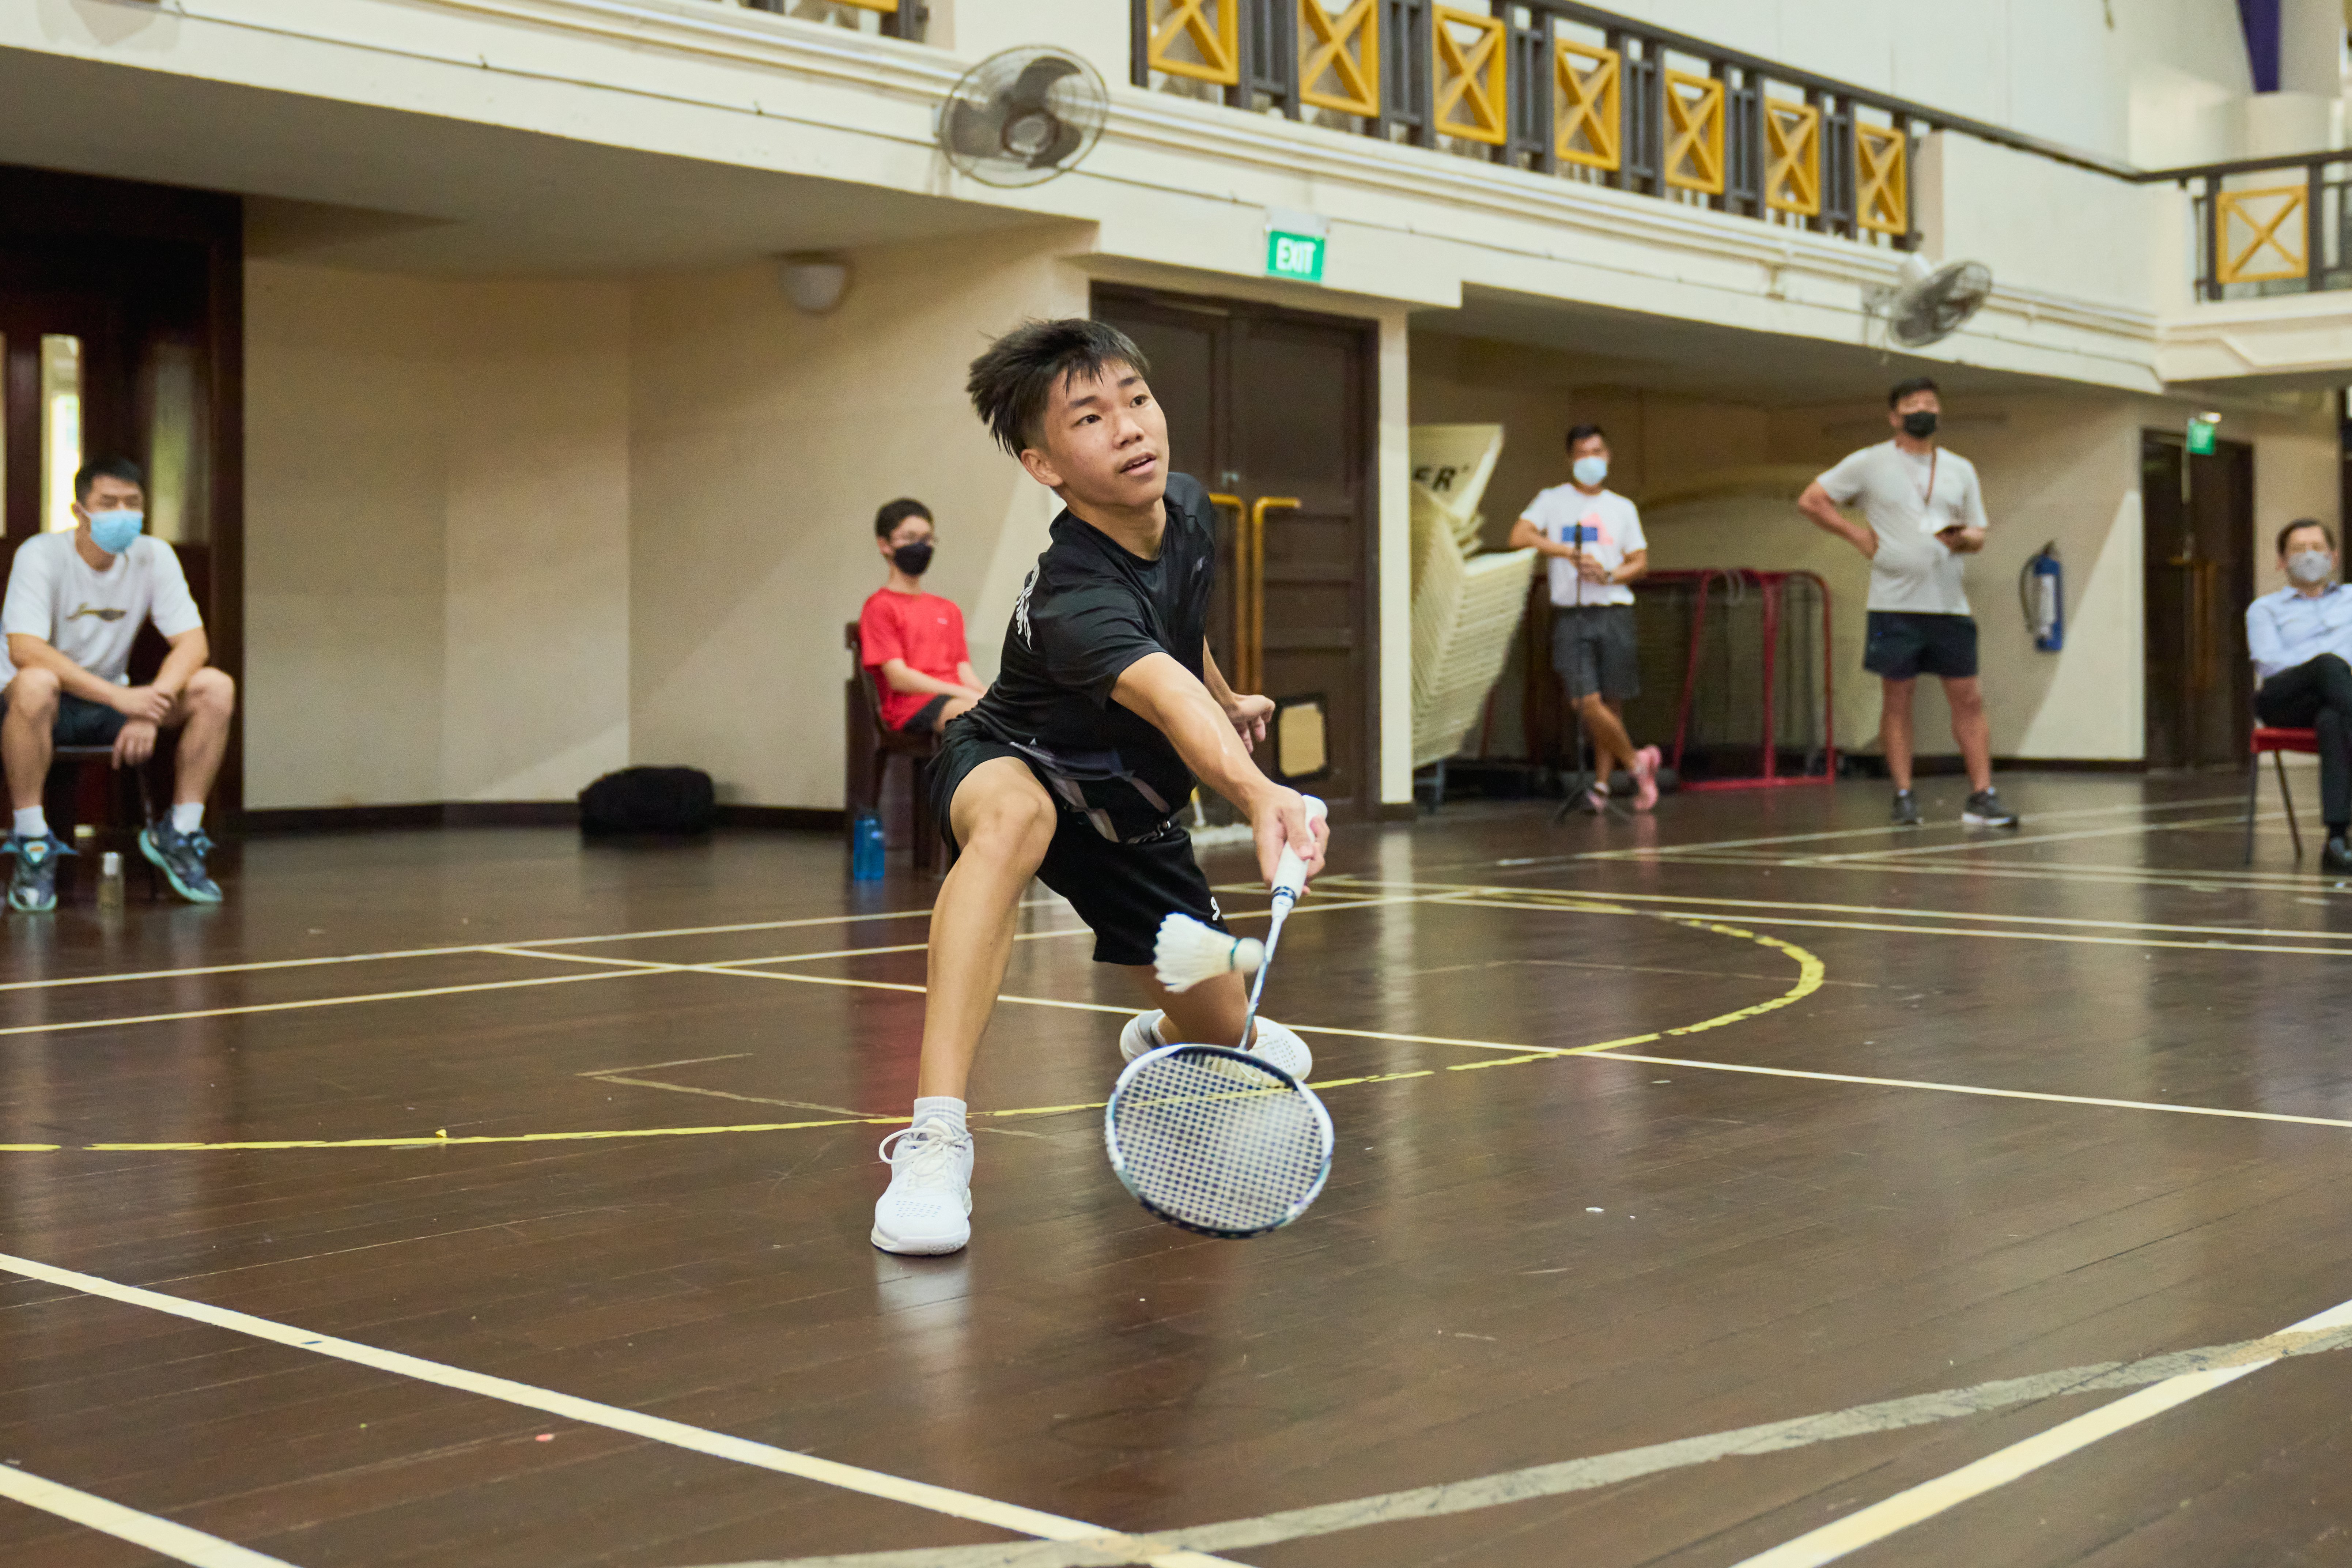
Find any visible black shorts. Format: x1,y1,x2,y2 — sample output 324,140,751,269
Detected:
899,695,949,734
1551,605,1640,702
1863,611,1978,680
927,721,1224,967
0,689,127,747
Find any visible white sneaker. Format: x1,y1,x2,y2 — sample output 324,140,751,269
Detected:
870,1118,973,1255
1119,1010,1313,1080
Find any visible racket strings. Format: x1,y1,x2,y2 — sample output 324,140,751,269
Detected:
1107,1050,1328,1235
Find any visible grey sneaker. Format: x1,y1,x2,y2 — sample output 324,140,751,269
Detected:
4,834,70,913
139,821,222,903
1962,789,2020,829
1890,789,1921,827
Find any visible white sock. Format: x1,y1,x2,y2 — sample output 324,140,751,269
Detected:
12,807,46,839
170,802,204,834
910,1096,967,1137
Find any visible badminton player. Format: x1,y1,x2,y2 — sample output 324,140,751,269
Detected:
871,319,1328,1255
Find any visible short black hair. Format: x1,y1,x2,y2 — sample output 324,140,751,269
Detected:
1565,423,1607,453
875,498,933,539
2280,518,2334,556
74,456,143,503
1887,376,1940,408
966,318,1152,457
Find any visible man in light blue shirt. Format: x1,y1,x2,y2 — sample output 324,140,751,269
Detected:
2248,518,2352,870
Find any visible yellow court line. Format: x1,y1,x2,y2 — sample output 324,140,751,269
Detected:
11,911,1823,1152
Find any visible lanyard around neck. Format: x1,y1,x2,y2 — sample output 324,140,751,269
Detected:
1908,447,1937,510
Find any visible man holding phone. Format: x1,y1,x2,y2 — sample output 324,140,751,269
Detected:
1798,377,2018,828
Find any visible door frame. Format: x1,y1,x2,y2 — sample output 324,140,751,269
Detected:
2140,427,2254,770
1089,282,1383,820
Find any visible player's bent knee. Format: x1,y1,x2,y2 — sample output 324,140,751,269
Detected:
4,667,60,715
190,667,237,711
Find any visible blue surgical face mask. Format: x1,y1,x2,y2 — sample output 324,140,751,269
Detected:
87,509,144,555
1572,456,1609,488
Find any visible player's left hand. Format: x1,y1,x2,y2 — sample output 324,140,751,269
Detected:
1224,692,1274,752
1574,553,1610,583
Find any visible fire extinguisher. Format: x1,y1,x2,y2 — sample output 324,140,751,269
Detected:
2020,542,2063,652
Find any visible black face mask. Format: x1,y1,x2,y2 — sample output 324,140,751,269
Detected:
1901,410,1939,439
892,541,935,577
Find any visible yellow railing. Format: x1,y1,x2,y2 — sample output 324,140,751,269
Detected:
2215,186,2310,283
1553,40,1620,169
1856,122,1907,234
1432,7,1507,146
1300,0,1379,117
1763,99,1820,215
1146,0,1241,86
1661,71,1724,193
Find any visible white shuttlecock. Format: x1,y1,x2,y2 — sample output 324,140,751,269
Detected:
1153,913,1265,993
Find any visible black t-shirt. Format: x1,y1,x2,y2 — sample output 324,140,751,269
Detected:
962,472,1218,826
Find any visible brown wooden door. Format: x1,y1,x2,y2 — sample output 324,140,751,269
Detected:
1092,286,1379,819
2143,431,2254,768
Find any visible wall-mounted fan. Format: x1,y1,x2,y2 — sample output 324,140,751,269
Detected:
1865,255,1994,349
938,47,1109,188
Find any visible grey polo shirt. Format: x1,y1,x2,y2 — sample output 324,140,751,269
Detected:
1816,440,1989,616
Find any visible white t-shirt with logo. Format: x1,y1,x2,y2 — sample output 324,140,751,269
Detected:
1519,485,1646,608
1815,441,1989,616
0,532,204,686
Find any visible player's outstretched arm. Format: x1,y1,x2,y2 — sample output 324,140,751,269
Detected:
1113,651,1326,889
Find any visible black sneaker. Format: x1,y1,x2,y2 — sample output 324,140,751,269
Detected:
4,833,71,913
2325,836,2352,874
1962,789,2020,829
1890,789,1921,827
139,821,223,903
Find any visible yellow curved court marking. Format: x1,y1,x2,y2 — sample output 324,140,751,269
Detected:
12,906,1818,1153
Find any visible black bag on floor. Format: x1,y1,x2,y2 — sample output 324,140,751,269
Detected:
578,767,716,836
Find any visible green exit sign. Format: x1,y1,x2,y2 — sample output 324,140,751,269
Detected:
1266,230,1325,283
2186,415,2218,455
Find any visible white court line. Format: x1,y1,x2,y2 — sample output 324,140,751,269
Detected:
1563,794,2249,864
0,1251,1239,1568
1795,812,2256,863
0,1459,299,1567
0,968,645,1040
1727,1295,2352,1568
677,1317,2352,1568
1323,879,2352,945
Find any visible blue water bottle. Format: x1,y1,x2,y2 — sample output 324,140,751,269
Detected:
851,812,886,880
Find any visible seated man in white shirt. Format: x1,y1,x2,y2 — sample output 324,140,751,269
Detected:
1,457,235,911
2246,518,2352,872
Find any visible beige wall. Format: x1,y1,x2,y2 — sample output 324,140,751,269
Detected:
244,262,631,809
1410,336,2343,767
627,226,1090,809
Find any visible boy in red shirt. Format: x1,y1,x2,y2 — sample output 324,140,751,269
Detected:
859,499,984,733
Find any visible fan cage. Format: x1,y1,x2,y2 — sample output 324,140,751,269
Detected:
1622,568,1836,790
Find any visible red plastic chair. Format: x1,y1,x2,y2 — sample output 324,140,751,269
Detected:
2247,726,2319,864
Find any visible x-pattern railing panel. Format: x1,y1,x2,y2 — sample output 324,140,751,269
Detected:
1301,0,1380,116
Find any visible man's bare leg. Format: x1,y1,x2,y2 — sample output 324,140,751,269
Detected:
160,668,235,805
1879,677,1917,791
1126,966,1249,1048
1944,676,1993,793
914,757,1056,1100
2,669,60,813
1574,692,1640,778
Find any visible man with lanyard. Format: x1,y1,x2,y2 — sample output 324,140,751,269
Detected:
868,319,1326,1256
1799,376,2019,828
1509,423,1660,812
2247,519,2352,871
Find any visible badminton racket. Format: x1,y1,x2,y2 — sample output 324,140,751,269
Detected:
1109,796,1333,1237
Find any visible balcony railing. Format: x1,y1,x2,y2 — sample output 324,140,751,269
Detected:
1133,1,2159,250
723,0,926,42
2177,150,2349,301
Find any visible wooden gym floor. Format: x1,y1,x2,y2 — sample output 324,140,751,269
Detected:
5,775,2352,1567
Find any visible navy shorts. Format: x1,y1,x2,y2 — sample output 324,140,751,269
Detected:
1550,605,1640,702
1863,612,1978,681
0,689,128,747
927,719,1224,967
898,694,950,734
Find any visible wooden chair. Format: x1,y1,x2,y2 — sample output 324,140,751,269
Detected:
844,621,946,873
2247,725,2318,865
43,738,170,900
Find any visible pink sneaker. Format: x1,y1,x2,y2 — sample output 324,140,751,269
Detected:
1632,746,1662,812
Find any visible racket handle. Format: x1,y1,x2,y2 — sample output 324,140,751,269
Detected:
1270,796,1329,903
